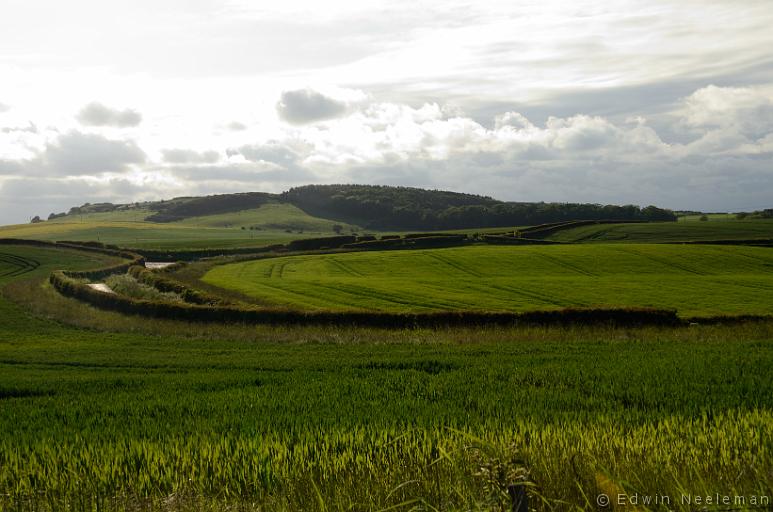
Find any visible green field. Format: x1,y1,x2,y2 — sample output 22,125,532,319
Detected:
1,243,772,510
0,203,359,250
201,244,773,317
546,219,773,242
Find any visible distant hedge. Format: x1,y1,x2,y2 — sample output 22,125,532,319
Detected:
287,236,357,251
481,236,561,245
129,244,285,262
403,233,467,240
343,235,471,251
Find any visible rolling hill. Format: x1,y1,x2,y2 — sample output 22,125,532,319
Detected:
32,184,677,231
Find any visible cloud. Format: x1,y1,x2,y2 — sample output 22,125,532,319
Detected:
2,84,773,225
161,148,220,164
229,141,303,167
226,121,247,131
1,122,38,134
0,176,149,224
42,131,146,175
77,102,143,127
168,162,316,184
276,89,348,124
0,159,25,176
681,85,773,139
0,102,9,113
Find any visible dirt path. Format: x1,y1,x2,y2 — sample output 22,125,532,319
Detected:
87,283,114,294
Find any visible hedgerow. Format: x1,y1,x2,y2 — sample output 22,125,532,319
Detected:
49,270,681,327
127,265,227,305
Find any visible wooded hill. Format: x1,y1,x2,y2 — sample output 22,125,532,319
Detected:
56,184,676,230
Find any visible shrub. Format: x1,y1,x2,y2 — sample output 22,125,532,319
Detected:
105,274,183,303
128,265,226,305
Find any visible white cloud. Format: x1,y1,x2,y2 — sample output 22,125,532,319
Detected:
77,102,143,128
681,85,773,139
0,102,9,113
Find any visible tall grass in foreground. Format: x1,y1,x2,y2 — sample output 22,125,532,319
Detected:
1,413,771,510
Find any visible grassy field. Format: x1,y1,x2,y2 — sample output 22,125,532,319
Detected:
0,244,772,510
0,206,360,252
200,244,773,317
0,221,299,250
546,219,773,243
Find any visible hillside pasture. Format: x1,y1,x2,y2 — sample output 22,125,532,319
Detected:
201,244,773,317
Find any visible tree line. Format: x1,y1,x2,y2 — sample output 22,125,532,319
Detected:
283,184,676,230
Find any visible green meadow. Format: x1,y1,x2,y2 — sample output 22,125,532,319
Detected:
1,243,772,510
201,244,773,317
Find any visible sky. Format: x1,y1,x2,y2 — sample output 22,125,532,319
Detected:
1,0,773,224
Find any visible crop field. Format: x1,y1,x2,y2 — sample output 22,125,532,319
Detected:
0,243,772,510
546,219,773,243
0,219,336,251
201,244,773,317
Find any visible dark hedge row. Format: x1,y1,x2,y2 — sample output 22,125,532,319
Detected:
128,245,285,262
287,236,357,251
127,266,226,306
49,269,684,328
343,235,473,251
666,239,773,247
481,236,561,245
403,233,467,239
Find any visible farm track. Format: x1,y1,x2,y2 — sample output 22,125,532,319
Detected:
0,252,40,277
537,252,596,277
426,252,483,277
610,246,706,275
328,258,365,277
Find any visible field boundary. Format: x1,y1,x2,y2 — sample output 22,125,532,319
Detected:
47,269,685,327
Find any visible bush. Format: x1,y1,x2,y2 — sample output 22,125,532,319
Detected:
128,265,226,305
105,274,183,303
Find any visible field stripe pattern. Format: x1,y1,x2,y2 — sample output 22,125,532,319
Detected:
202,244,773,316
